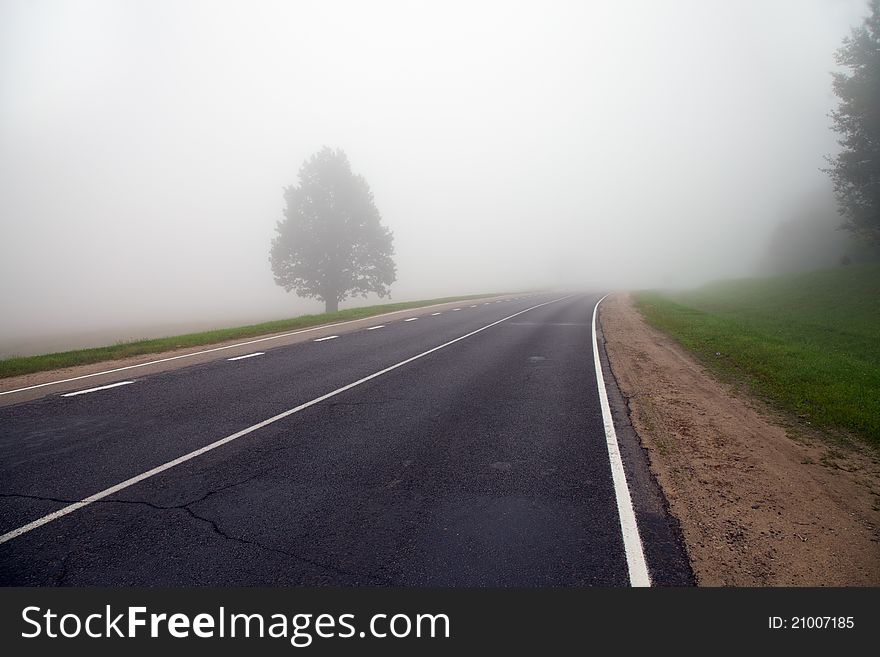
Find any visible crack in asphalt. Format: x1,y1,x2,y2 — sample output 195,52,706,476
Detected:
55,551,70,587
0,472,396,586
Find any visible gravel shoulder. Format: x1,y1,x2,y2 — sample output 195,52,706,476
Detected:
600,293,880,586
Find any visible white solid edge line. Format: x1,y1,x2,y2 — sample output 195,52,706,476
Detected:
313,335,338,342
227,352,265,361
404,317,418,322
61,381,135,397
366,325,384,330
591,294,651,587
0,297,514,397
0,294,573,546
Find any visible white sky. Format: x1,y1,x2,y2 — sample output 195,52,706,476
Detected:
0,0,869,354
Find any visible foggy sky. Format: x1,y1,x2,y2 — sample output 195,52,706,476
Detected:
0,0,869,356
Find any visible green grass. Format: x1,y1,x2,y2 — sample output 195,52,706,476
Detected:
634,263,880,445
0,293,503,380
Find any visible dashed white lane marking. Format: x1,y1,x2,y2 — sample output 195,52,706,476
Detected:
430,312,442,316
227,352,265,361
404,318,418,322
592,294,651,587
0,294,573,546
469,305,477,308
0,298,503,397
313,335,339,342
366,325,384,331
61,381,134,397
452,308,461,311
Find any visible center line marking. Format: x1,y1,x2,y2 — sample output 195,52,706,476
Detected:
404,317,418,322
313,335,339,342
62,381,134,397
366,325,384,330
0,294,573,546
1,298,503,397
227,352,264,361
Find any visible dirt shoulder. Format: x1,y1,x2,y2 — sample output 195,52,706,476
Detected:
600,293,880,586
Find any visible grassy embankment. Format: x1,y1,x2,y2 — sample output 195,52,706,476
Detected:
0,293,502,379
635,264,880,445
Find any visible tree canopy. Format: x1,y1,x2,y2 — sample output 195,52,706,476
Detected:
827,0,880,247
270,148,396,313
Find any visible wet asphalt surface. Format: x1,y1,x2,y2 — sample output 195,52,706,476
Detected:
0,293,690,586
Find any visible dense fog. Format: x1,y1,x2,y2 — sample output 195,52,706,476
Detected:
0,0,869,356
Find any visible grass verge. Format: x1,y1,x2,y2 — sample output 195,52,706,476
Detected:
634,264,880,445
0,293,503,380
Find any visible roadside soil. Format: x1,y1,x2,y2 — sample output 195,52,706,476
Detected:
600,293,880,586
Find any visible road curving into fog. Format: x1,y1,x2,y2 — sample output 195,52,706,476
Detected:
0,294,692,586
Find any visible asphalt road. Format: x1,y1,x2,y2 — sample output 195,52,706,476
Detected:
0,293,692,586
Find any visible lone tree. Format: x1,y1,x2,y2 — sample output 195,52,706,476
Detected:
270,148,396,313
827,0,880,247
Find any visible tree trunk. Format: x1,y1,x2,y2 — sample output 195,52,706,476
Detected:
325,297,339,313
